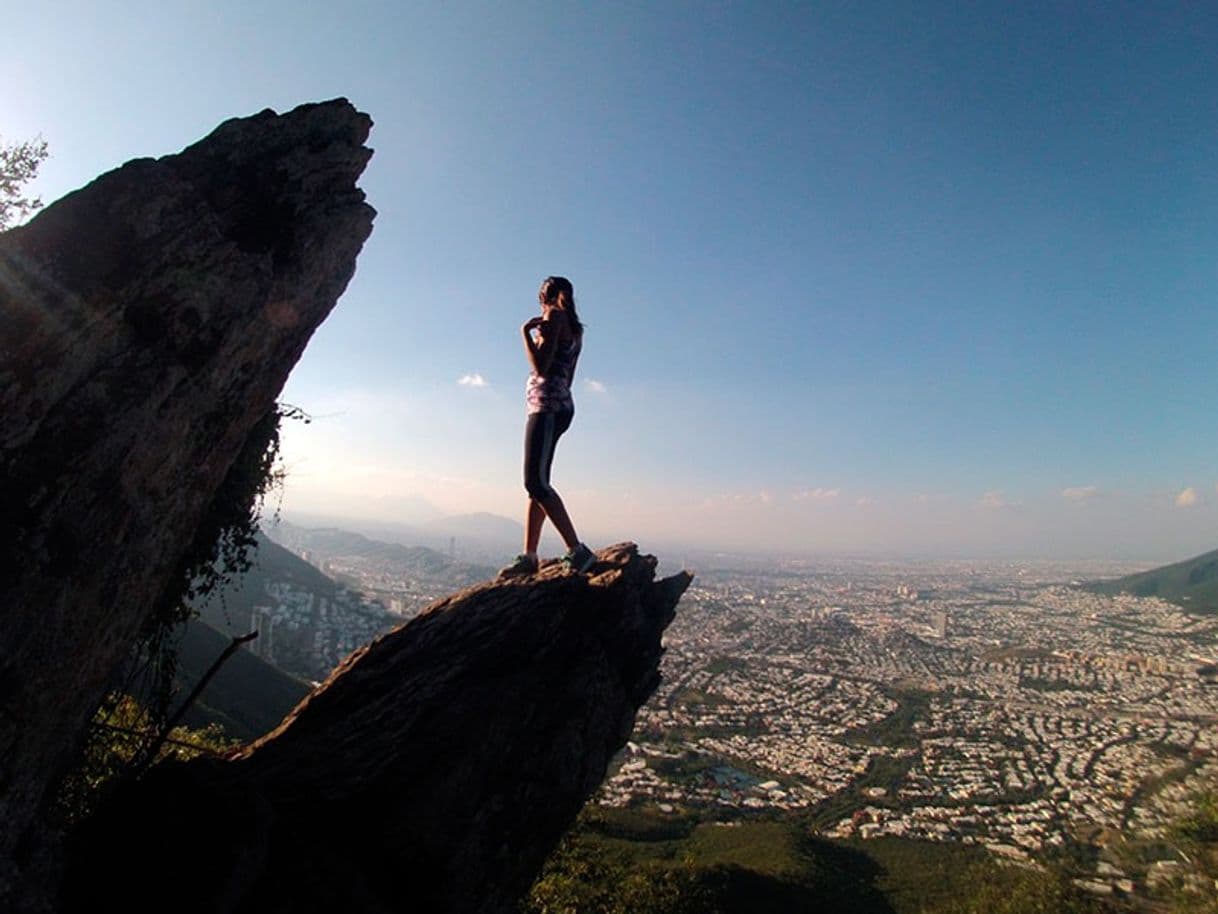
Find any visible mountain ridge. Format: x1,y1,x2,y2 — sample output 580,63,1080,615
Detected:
276,508,571,561
265,519,494,580
1085,547,1218,615
171,618,312,742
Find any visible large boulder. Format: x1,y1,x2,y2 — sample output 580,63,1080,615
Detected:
0,99,375,897
66,544,689,914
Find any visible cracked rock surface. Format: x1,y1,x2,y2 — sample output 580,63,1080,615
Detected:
67,543,689,914
0,99,375,906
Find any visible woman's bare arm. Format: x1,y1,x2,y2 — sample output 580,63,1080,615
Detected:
521,314,565,375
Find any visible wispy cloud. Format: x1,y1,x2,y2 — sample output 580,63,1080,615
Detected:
701,490,777,507
1176,487,1198,507
1061,485,1098,501
457,373,488,388
855,496,876,507
794,487,840,500
980,490,1008,509
583,378,608,394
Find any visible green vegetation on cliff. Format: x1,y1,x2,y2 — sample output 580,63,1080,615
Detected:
0,133,47,229
54,694,236,825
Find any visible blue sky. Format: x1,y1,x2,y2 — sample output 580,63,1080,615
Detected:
6,2,1217,558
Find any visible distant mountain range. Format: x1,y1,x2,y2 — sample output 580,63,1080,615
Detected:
264,519,495,583
423,511,526,543
1086,547,1218,615
277,508,567,562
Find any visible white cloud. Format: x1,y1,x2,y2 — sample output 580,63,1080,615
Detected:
794,487,840,500
980,490,1007,509
700,490,778,507
583,378,608,394
1061,485,1098,501
457,373,488,388
855,496,876,507
1176,487,1198,507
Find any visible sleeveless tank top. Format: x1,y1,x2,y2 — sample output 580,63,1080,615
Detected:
526,331,581,414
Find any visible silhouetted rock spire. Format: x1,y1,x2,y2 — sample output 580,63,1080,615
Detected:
0,99,375,905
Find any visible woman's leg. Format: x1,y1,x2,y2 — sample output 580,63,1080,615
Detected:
525,498,546,554
539,492,580,551
523,412,557,552
523,410,581,551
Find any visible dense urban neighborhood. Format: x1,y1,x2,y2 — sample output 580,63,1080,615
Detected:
239,527,1218,902
596,562,1218,898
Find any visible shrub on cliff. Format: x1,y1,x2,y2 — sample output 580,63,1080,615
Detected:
0,135,47,229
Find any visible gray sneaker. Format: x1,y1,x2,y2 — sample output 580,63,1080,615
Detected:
498,553,539,577
561,543,596,574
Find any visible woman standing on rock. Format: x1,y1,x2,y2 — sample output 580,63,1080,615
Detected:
499,276,596,576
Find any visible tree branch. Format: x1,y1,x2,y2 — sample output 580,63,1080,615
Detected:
130,630,259,774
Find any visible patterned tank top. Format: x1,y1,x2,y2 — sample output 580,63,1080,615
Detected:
526,331,581,414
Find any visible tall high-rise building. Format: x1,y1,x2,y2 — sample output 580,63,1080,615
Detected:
932,611,948,639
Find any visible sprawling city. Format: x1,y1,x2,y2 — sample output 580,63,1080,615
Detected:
597,561,1218,893
248,524,1218,904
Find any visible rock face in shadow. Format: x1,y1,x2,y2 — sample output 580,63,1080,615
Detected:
0,99,375,891
66,543,690,914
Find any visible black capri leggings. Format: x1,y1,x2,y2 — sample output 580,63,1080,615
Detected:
523,409,574,501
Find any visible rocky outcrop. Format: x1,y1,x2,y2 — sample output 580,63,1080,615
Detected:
0,99,375,893
65,544,689,914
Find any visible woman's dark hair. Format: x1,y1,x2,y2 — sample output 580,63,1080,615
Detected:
540,275,583,335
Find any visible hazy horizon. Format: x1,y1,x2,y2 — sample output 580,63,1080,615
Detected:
8,3,1217,562
268,501,1190,569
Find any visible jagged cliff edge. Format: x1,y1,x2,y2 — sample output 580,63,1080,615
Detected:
0,99,374,906
66,543,690,914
